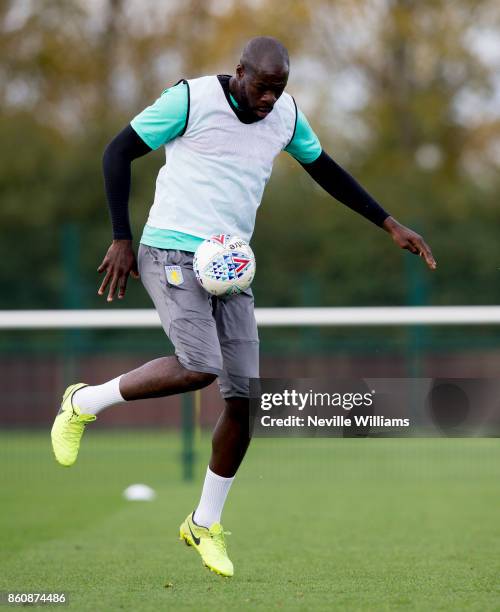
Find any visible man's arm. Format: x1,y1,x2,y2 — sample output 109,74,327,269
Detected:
97,125,152,302
301,151,436,270
284,106,436,270
98,80,189,302
103,125,152,240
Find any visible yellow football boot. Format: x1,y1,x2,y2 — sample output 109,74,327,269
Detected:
179,512,234,577
51,383,95,467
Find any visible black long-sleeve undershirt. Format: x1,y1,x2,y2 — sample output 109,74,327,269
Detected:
102,124,152,240
300,150,390,227
102,128,390,240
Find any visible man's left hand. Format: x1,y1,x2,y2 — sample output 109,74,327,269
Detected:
383,216,437,270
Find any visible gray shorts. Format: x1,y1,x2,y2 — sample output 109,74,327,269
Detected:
138,244,259,399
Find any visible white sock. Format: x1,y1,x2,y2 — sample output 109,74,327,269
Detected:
193,467,235,528
72,376,125,416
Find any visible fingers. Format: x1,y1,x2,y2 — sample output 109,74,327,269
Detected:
107,273,119,302
99,268,135,301
98,269,112,296
419,241,437,270
131,259,140,279
118,273,128,299
408,236,437,270
97,247,139,301
392,226,437,271
97,265,121,301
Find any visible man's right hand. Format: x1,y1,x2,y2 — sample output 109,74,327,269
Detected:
97,240,139,302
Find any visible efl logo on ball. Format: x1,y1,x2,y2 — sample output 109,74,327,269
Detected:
193,234,256,296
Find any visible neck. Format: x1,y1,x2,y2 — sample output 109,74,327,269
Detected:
228,76,243,107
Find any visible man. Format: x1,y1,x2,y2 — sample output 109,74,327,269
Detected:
51,36,436,578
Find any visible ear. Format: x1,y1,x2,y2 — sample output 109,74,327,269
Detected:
236,63,244,79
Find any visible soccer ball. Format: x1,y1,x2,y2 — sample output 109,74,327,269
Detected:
193,234,256,297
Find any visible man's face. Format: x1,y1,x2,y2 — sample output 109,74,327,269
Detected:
237,64,289,119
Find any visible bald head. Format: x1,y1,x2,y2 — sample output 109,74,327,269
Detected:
230,36,290,120
240,36,289,75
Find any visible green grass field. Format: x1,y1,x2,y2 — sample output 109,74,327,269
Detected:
1,431,499,611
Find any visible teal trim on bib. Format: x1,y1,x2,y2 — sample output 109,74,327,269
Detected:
140,225,204,252
229,92,239,108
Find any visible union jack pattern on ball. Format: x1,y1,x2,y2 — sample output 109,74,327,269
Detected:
203,253,251,282
193,234,255,297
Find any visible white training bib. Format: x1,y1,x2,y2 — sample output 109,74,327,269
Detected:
145,75,296,242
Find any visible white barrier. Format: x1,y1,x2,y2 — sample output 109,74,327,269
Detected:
1,306,500,329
